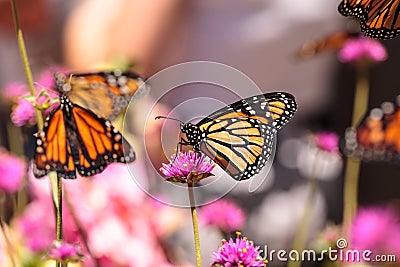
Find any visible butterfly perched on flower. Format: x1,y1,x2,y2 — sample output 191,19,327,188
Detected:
338,0,400,39
33,70,148,178
158,92,297,181
344,96,400,161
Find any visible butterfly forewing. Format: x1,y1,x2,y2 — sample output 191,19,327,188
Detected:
34,108,77,178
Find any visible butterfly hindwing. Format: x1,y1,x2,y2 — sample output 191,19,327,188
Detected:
56,70,149,120
198,117,276,180
71,104,135,176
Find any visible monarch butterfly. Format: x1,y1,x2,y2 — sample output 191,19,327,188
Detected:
296,30,359,59
159,92,297,181
338,0,400,39
33,70,144,178
54,70,149,120
344,96,400,161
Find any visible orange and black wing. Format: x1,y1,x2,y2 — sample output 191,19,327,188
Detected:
71,103,136,177
195,92,297,180
338,0,400,39
33,108,76,178
34,96,136,178
296,31,359,59
56,70,149,120
344,98,400,161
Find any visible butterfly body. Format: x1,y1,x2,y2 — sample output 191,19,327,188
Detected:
179,92,297,180
33,70,144,179
344,97,400,161
338,0,400,39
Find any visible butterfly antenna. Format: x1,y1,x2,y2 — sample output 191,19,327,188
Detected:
154,116,184,124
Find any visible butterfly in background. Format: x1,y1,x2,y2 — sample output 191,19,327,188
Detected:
54,70,149,121
159,92,297,181
33,70,148,178
296,30,359,59
338,0,400,39
344,96,400,162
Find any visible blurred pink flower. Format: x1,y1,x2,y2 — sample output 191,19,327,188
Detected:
2,82,28,99
200,198,246,232
10,98,36,127
351,206,400,258
48,240,84,263
338,37,387,63
160,150,215,183
0,150,26,193
315,132,339,153
36,66,67,89
17,163,175,267
212,232,267,267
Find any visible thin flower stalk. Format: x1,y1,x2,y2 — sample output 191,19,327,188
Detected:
288,151,321,267
9,2,64,266
160,150,215,267
343,65,369,236
188,181,202,267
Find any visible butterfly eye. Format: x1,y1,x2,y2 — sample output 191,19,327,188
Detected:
62,83,72,92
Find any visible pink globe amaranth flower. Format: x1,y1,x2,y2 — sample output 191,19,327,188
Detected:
10,98,37,127
338,37,387,64
200,198,246,233
48,240,85,263
351,206,400,258
36,66,68,89
212,232,267,267
10,90,59,127
160,150,216,183
0,149,26,193
2,82,28,99
315,132,339,153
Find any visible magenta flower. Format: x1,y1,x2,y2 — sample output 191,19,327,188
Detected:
2,82,28,99
160,150,215,183
351,206,400,258
11,90,59,127
0,149,26,193
315,132,339,153
338,37,387,63
10,98,37,127
48,240,85,263
200,198,246,232
212,232,267,267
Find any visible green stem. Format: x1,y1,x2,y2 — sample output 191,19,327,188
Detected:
288,165,320,267
0,217,16,267
342,66,369,235
49,172,63,267
64,188,101,267
188,182,202,267
9,0,43,131
9,1,64,266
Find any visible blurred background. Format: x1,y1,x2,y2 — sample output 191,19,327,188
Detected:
1,0,400,266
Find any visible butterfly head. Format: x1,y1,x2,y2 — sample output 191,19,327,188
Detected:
54,72,72,94
180,123,201,144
